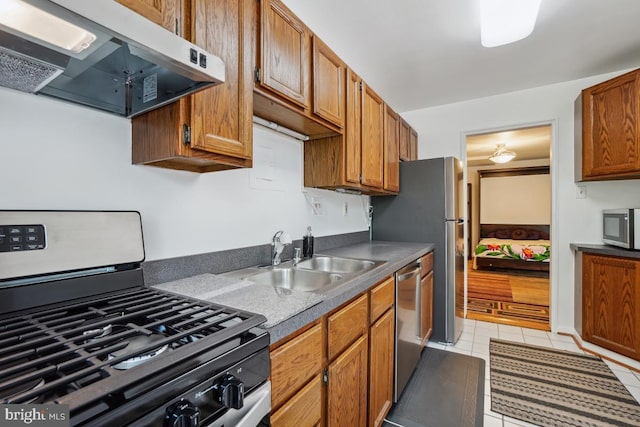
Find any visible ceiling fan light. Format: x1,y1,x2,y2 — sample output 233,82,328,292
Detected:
479,0,541,48
489,144,516,163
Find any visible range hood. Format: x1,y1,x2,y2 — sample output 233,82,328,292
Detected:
0,0,225,118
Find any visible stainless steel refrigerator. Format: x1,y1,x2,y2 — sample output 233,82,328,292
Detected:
372,156,465,344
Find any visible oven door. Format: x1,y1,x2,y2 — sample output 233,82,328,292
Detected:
206,381,270,427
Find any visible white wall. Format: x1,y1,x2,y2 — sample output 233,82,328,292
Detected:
402,69,640,334
480,174,551,224
0,87,369,261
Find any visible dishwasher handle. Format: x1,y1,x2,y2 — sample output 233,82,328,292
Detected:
396,262,421,281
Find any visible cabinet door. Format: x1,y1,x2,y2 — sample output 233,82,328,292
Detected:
345,68,362,184
582,70,640,179
383,105,400,192
369,308,394,427
116,0,181,34
361,83,385,188
312,36,345,127
260,0,309,108
410,128,418,160
582,254,640,360
420,270,433,346
327,335,368,427
399,119,411,161
271,374,322,427
188,0,253,159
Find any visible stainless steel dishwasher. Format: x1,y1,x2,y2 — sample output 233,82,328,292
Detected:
394,261,423,402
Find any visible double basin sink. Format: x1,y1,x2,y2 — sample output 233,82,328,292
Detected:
233,255,385,294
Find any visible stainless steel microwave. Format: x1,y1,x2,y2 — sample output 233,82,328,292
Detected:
603,209,640,250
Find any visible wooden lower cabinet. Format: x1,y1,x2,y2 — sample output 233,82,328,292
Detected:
327,335,368,427
420,270,433,346
271,374,322,427
270,323,323,410
327,294,368,360
369,308,394,427
582,253,640,360
271,276,395,426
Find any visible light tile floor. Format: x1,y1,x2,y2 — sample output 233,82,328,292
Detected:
426,318,640,427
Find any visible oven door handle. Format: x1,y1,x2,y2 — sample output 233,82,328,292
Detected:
206,381,271,427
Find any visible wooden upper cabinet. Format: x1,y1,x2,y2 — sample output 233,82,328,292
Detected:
383,105,400,192
580,68,640,180
410,127,418,160
260,0,309,108
312,35,345,128
361,83,385,188
345,68,362,184
115,0,181,34
189,0,252,159
582,253,640,360
399,118,411,161
130,0,254,172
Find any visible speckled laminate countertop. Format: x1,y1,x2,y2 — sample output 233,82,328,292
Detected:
153,241,433,344
264,241,433,343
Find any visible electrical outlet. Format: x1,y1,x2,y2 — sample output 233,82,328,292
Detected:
343,202,349,216
311,197,322,215
576,185,587,199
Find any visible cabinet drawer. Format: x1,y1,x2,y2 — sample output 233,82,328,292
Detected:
370,276,394,323
328,294,368,360
271,374,322,427
271,323,323,410
420,252,433,276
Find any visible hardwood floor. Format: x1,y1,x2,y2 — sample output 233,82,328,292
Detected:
466,261,550,331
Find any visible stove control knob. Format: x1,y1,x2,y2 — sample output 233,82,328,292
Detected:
213,374,244,409
164,399,200,427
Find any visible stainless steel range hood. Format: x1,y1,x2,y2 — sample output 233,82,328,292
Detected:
0,0,225,118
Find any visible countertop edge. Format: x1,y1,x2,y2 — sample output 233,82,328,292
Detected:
263,241,434,344
571,243,640,259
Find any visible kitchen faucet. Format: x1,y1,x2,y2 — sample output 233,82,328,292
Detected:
271,230,292,266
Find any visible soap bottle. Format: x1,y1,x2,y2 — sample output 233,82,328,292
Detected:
303,226,314,258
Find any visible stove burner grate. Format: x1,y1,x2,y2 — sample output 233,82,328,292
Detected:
0,286,266,406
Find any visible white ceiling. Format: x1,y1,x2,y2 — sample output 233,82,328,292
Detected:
466,125,551,167
282,0,640,113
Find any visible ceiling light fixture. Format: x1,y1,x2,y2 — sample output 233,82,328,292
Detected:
479,0,541,48
489,144,516,163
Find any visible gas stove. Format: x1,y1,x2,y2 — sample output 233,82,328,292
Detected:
0,211,270,426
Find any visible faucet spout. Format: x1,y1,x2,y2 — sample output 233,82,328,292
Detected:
271,230,292,266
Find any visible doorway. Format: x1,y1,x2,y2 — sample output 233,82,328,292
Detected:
465,124,552,330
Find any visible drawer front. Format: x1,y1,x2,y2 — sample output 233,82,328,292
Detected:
271,374,322,427
420,252,433,276
370,276,394,323
328,294,368,360
271,323,323,410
